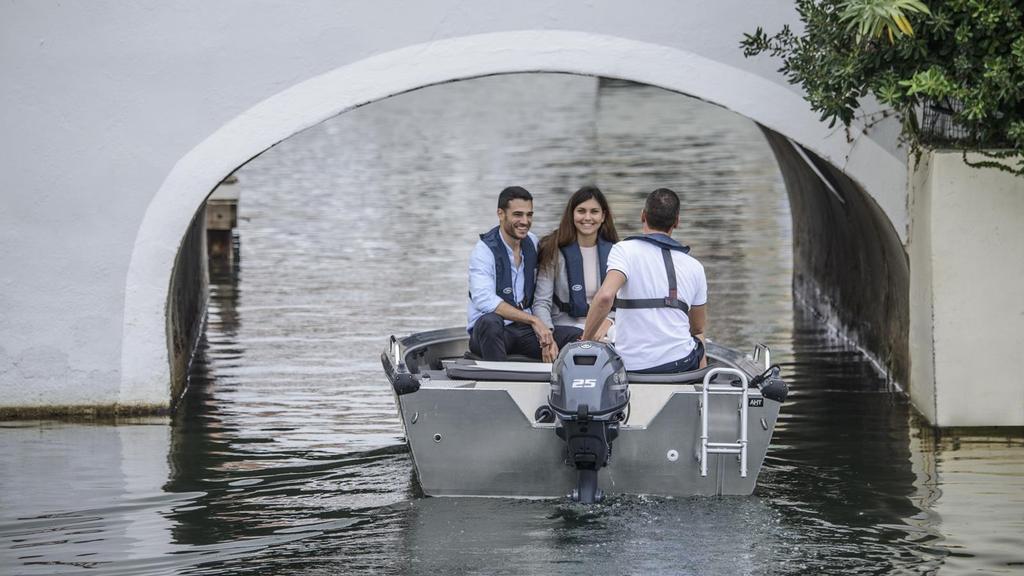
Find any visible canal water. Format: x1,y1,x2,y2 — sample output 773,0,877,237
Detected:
2,74,1023,575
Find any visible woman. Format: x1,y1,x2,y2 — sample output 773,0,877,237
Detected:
535,185,620,360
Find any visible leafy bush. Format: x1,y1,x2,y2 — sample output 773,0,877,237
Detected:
741,0,1024,173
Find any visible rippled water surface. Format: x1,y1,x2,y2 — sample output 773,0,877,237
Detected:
3,75,1023,575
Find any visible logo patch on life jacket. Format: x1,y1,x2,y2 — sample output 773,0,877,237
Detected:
571,284,583,291
502,287,513,294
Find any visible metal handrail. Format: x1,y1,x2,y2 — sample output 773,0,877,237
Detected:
390,335,405,371
753,343,771,372
699,367,749,478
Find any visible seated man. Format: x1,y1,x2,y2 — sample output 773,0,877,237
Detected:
467,186,582,362
582,188,707,372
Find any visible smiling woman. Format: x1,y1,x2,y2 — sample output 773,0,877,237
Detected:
534,185,620,336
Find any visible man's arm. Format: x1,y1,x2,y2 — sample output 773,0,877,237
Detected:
688,304,707,368
582,270,626,341
492,302,555,354
493,301,545,328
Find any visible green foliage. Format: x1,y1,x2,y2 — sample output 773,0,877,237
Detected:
840,0,931,43
741,0,1024,174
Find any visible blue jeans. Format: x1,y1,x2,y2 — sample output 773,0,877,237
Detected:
632,339,705,374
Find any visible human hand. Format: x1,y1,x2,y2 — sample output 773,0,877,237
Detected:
541,341,558,363
532,320,554,348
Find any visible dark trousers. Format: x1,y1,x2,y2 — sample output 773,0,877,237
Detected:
632,338,705,374
469,313,582,361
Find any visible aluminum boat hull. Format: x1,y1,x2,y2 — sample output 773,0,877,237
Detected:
383,327,784,498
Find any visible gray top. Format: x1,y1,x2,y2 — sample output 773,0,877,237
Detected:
534,248,614,330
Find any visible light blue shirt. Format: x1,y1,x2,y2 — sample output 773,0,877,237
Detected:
467,231,538,331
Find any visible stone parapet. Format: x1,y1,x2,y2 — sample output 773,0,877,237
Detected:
909,151,1024,426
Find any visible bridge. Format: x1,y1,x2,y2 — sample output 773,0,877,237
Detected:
1,1,1021,426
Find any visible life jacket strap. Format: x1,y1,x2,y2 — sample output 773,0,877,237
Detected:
553,294,572,314
613,246,690,313
614,296,690,313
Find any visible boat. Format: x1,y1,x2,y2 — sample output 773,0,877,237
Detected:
381,327,787,502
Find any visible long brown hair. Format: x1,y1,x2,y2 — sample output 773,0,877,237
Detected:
538,185,620,272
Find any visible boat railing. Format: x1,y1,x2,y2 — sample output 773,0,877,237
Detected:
753,343,771,371
699,367,750,478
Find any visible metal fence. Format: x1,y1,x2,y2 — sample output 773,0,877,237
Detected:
920,98,972,144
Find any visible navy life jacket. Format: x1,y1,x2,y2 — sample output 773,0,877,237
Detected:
554,238,613,318
479,226,537,309
613,233,692,313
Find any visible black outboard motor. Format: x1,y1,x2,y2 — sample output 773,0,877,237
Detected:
548,341,629,504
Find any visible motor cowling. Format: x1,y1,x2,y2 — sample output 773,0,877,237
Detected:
548,341,629,503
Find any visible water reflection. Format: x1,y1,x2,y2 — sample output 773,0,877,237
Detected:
2,74,1023,575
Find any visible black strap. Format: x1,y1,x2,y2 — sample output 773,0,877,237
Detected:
553,294,571,314
614,297,689,312
614,247,690,313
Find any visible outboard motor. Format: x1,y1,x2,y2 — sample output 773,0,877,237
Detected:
548,341,629,503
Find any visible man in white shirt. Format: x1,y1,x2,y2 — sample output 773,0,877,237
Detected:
582,188,707,372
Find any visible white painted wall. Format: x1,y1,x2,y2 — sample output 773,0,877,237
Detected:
910,152,1024,427
0,1,907,409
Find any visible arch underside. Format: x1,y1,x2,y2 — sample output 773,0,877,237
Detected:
121,31,909,406
761,128,909,385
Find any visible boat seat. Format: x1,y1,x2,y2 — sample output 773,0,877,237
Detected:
462,351,541,363
446,359,550,382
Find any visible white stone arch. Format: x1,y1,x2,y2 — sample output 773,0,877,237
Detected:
120,29,905,406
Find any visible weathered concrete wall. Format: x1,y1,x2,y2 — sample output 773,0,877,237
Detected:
761,129,910,386
0,1,909,412
166,206,209,410
909,152,1024,427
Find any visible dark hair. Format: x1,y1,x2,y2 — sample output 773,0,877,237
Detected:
644,187,680,232
497,186,533,210
538,185,620,271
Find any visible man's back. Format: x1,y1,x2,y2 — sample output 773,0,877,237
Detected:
607,239,707,371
